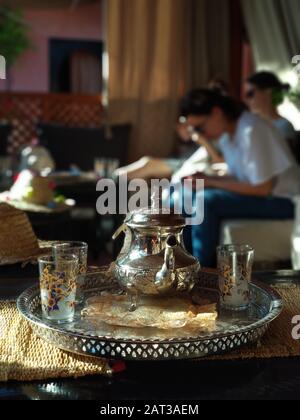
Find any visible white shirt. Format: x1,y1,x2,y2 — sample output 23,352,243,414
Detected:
273,117,296,141
218,111,300,199
171,146,209,183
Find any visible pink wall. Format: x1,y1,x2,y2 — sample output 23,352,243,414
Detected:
0,2,103,92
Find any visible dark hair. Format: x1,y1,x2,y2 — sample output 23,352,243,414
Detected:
208,77,229,95
247,71,290,92
247,71,290,106
180,88,247,121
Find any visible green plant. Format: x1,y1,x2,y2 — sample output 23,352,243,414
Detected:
0,5,31,68
271,88,286,107
288,88,300,107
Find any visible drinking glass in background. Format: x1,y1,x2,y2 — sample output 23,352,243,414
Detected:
217,244,254,311
106,159,120,179
52,242,88,302
0,157,12,184
94,158,120,179
38,254,78,323
94,158,106,178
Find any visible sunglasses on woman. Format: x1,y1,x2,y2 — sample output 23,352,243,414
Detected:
246,88,256,99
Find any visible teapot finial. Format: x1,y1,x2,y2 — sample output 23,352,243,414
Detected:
151,189,161,212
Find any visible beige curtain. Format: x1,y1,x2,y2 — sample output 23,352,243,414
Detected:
242,0,300,75
107,0,230,161
189,0,230,88
70,52,102,94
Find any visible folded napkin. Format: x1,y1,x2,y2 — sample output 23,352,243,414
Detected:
82,294,217,331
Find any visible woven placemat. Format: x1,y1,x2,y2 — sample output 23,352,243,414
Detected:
1,285,300,382
199,284,300,361
0,301,111,382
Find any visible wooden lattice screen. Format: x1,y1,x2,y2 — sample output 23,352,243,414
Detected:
0,93,103,153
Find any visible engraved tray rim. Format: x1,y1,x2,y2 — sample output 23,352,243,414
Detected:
16,272,284,360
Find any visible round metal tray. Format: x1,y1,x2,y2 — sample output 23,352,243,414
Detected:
17,270,283,361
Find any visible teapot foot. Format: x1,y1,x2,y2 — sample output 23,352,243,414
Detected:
128,292,139,312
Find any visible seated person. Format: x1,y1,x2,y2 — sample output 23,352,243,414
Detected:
115,116,223,181
246,71,296,144
178,88,300,267
115,79,228,181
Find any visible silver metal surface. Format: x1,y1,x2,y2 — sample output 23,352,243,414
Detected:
17,270,283,361
114,208,200,295
253,270,300,287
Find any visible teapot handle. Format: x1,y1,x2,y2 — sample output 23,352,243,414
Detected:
112,223,127,240
113,224,134,259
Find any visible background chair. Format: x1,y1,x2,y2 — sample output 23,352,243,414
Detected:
37,123,131,170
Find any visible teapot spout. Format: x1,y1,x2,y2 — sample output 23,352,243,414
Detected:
155,235,177,293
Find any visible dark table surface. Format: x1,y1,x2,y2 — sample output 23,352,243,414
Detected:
0,265,300,401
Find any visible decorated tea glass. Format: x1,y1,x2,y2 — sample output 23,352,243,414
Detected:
52,241,88,302
217,244,254,311
38,254,78,323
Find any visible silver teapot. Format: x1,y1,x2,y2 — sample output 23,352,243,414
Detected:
113,208,201,297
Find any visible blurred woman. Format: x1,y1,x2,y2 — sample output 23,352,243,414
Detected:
115,79,228,180
179,88,300,267
246,71,296,143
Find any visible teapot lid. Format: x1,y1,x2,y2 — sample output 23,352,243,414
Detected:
126,208,186,228
125,191,185,228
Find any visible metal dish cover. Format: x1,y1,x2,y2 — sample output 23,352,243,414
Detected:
17,270,283,361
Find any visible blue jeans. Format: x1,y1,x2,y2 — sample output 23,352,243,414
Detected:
182,189,294,268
